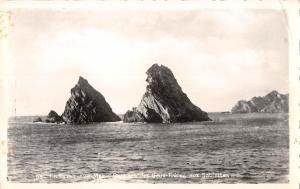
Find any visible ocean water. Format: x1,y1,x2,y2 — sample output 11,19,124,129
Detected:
7,113,289,183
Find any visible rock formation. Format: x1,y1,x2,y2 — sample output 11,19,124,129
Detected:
231,90,289,113
123,64,210,123
45,110,64,123
61,76,121,124
33,117,43,123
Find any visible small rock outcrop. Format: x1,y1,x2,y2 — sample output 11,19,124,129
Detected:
33,117,43,123
45,110,64,123
124,64,210,123
231,90,289,113
123,108,146,123
61,76,120,124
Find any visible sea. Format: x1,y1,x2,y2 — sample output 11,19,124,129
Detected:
7,113,289,183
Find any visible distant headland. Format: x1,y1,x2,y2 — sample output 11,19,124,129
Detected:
231,90,288,113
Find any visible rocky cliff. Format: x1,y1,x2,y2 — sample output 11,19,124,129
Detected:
61,76,120,124
124,64,210,123
231,90,289,113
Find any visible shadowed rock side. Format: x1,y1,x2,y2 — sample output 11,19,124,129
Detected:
231,90,289,113
61,76,121,124
124,64,210,123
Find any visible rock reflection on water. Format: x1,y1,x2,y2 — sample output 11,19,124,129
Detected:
7,113,289,183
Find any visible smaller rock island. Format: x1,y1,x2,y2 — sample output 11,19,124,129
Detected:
33,110,64,123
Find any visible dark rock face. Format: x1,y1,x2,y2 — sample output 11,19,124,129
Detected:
61,76,120,124
124,64,210,123
45,110,64,123
231,90,289,113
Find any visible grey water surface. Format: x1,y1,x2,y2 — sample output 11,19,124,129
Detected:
7,113,289,183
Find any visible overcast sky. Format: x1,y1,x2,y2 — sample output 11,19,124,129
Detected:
9,9,288,116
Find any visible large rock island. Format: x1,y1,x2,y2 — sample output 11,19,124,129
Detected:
61,76,121,124
124,64,210,123
231,90,288,113
36,76,120,124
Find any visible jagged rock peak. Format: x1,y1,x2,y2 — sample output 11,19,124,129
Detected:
231,90,289,113
124,64,210,123
61,76,121,124
145,64,182,93
146,63,173,78
269,90,279,94
72,76,92,94
78,76,89,85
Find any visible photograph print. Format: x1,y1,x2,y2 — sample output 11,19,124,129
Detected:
6,8,289,184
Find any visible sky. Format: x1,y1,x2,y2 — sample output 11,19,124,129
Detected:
8,9,289,116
